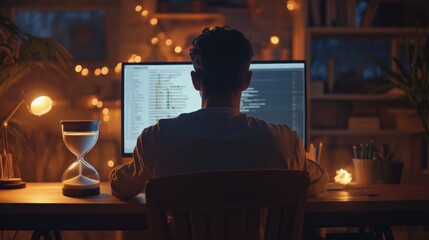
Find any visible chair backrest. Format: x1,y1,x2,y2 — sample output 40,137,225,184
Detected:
145,169,310,240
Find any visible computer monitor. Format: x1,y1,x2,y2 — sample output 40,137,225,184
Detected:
122,61,306,157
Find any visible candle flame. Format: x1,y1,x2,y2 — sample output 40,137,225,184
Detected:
334,168,352,185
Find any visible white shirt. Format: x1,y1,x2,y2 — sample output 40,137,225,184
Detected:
110,108,329,198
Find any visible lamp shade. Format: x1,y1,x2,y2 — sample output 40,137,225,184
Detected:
29,95,52,116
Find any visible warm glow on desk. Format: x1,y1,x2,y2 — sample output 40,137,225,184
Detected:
335,168,352,185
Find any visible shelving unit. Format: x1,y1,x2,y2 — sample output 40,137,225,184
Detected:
311,129,420,136
292,0,429,183
310,93,402,100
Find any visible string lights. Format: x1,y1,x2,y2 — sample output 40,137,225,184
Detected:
286,0,296,11
74,4,185,79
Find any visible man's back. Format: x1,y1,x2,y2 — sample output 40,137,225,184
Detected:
110,108,328,198
141,108,305,178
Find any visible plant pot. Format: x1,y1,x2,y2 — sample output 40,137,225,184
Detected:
381,161,404,184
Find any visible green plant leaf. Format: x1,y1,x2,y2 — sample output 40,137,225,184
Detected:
0,17,72,98
372,57,412,93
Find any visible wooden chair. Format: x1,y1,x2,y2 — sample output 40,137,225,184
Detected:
146,169,310,240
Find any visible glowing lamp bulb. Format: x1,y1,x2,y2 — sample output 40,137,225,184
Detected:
101,67,109,75
81,68,89,76
151,37,159,45
286,0,295,11
270,36,280,45
30,96,53,116
174,46,182,53
334,168,352,185
115,63,122,73
150,18,158,26
141,10,149,17
75,65,82,72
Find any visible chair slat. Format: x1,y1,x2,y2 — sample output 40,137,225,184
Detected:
226,210,245,240
245,209,261,240
265,206,282,240
172,212,192,240
208,211,225,240
191,212,208,240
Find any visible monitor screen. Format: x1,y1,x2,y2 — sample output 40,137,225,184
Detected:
122,61,306,157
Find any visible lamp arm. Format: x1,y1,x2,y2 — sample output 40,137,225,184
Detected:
2,99,25,155
4,99,25,124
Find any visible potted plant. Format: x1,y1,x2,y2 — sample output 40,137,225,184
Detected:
373,27,429,172
374,142,404,184
372,28,428,136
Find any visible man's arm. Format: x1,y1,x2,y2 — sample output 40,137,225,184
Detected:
109,135,151,199
303,158,329,197
288,130,329,197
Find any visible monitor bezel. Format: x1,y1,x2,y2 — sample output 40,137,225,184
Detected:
121,60,307,157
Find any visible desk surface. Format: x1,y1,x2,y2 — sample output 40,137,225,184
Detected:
306,184,429,227
1,182,429,230
0,182,146,230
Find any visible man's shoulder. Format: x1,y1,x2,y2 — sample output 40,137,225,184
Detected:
142,112,194,134
246,115,293,132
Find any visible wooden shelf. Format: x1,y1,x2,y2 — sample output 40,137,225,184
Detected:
307,27,425,36
154,13,225,21
309,94,402,101
310,129,421,136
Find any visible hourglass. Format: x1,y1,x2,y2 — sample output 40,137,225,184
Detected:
61,120,100,197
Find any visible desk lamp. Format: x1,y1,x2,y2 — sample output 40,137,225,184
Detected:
0,91,53,189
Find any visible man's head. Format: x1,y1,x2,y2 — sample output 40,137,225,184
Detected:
190,26,254,97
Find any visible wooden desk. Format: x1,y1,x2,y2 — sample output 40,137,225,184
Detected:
0,182,147,230
305,184,429,228
1,183,429,230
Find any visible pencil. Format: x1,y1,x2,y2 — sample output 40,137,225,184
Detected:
352,145,357,159
310,143,315,161
317,142,323,164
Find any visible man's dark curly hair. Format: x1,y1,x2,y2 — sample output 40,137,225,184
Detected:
190,26,254,95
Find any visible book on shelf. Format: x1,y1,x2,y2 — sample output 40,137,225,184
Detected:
348,116,380,131
362,0,379,27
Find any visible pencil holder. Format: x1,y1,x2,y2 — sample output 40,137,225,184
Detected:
352,158,378,184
